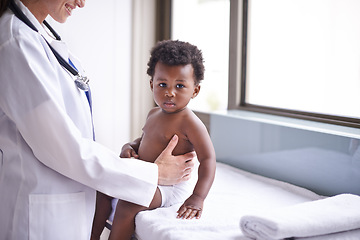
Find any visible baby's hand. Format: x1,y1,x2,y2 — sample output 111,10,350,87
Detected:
176,194,203,219
120,144,139,159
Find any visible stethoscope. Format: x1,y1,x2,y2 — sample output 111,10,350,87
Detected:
8,0,90,91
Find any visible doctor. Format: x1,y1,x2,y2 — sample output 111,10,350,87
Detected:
0,0,195,239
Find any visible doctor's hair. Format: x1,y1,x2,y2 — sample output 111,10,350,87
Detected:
147,40,205,85
0,0,10,17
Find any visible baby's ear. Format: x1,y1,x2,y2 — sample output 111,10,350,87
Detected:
150,79,154,91
192,84,201,99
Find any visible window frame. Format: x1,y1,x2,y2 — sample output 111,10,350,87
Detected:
229,0,360,128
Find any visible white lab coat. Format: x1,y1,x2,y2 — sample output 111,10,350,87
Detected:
0,1,158,239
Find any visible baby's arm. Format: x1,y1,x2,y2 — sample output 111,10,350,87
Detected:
120,137,142,158
177,114,216,219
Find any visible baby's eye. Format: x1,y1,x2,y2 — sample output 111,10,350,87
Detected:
176,84,185,89
159,83,167,87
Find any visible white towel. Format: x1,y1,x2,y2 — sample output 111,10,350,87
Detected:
240,194,360,240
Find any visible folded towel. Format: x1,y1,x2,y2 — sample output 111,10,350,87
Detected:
240,194,360,240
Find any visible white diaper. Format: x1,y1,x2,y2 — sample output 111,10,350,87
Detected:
158,161,198,207
109,158,199,221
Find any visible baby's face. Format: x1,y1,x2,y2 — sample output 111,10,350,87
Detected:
151,62,200,113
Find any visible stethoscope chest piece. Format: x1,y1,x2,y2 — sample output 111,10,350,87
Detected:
75,75,90,91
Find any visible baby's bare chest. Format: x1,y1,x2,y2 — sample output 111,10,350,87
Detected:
138,113,194,161
142,115,188,146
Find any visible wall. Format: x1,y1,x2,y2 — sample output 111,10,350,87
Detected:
130,0,157,139
211,110,360,196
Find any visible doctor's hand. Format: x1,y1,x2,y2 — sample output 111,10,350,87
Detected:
155,135,195,186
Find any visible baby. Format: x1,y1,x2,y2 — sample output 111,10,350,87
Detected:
91,40,216,240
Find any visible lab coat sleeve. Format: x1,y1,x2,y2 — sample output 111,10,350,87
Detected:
0,24,158,207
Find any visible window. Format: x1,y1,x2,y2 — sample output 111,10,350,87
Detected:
230,0,360,128
171,0,230,112
170,0,360,128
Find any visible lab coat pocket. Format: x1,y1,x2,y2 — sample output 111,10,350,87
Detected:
29,192,87,240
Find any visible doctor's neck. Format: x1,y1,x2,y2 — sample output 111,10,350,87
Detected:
21,0,49,23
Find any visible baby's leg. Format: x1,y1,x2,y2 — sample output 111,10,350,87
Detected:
109,187,162,240
91,191,114,240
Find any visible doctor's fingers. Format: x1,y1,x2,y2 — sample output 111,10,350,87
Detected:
181,171,192,182
183,151,196,163
159,135,179,157
181,156,195,179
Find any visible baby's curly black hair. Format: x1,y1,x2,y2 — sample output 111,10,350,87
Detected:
147,40,205,85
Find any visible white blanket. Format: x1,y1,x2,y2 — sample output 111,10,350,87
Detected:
240,194,360,240
134,163,322,240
